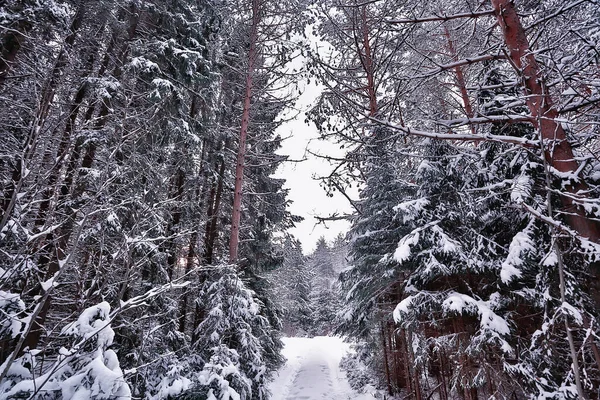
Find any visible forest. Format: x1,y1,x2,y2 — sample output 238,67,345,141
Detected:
0,0,599,399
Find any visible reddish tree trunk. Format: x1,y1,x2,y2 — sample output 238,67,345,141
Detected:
406,329,423,400
393,330,406,389
229,0,260,262
443,25,476,136
439,349,449,400
380,320,393,395
490,0,600,244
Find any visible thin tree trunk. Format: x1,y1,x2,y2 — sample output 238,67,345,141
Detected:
178,231,198,333
558,250,585,397
0,2,86,232
386,322,398,393
166,168,185,280
393,330,406,389
359,6,378,118
442,24,476,136
404,332,413,394
229,0,260,262
540,136,587,398
17,5,138,354
33,34,101,232
204,156,227,264
439,349,449,400
406,329,422,400
380,319,393,395
203,138,228,264
179,136,210,334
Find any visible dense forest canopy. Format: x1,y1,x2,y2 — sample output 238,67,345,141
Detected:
1,0,599,399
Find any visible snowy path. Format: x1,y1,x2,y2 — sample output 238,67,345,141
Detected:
269,336,375,400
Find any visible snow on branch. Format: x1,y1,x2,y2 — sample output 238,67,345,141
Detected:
114,277,191,316
521,203,600,260
440,114,533,127
393,220,442,263
524,0,589,30
500,221,535,284
386,10,495,24
370,118,539,147
416,54,507,78
559,95,600,114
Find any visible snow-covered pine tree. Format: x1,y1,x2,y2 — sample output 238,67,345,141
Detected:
191,265,274,400
0,0,296,398
391,139,515,398
302,237,340,336
336,126,418,394
330,233,349,274
0,302,131,399
78,2,226,397
269,237,314,336
309,237,335,291
392,61,600,397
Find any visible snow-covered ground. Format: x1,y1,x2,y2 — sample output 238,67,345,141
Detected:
269,336,375,400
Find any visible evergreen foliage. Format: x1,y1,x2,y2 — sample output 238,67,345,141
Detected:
1,0,600,398
309,0,600,398
0,0,302,397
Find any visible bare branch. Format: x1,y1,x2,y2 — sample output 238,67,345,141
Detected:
415,54,507,78
314,213,354,223
386,10,495,24
439,114,533,127
370,118,540,148
337,0,383,8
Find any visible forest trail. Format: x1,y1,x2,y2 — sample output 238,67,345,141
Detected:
269,337,375,400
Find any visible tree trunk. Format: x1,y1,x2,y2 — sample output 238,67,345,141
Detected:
33,33,101,232
229,0,260,263
17,5,139,354
393,330,406,389
204,154,227,264
386,321,400,393
406,329,422,400
166,168,185,280
490,0,600,245
0,19,31,86
443,24,476,136
180,139,210,334
0,3,86,232
402,330,412,394
439,349,449,400
380,319,393,395
178,231,198,333
358,6,378,118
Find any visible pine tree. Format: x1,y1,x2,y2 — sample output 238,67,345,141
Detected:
192,265,277,400
338,130,413,340
0,302,131,399
269,237,314,336
0,0,299,398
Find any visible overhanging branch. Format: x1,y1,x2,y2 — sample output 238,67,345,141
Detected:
386,10,495,24
370,117,539,148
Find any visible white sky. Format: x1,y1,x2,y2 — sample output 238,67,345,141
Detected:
274,79,354,254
